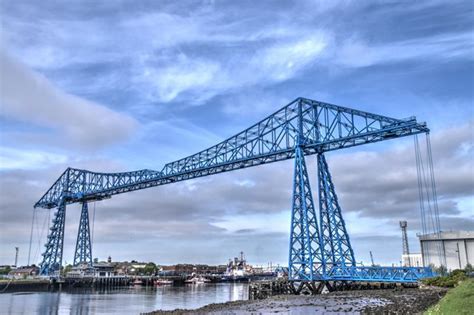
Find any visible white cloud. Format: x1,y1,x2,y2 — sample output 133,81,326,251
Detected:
0,50,137,150
251,34,328,81
135,34,330,104
136,53,223,103
0,147,67,170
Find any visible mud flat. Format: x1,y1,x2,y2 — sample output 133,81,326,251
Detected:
146,287,447,315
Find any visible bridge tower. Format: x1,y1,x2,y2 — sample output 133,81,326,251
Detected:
288,145,324,281
39,199,66,276
73,202,93,266
317,154,356,271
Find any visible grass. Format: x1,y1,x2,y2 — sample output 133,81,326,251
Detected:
424,279,474,315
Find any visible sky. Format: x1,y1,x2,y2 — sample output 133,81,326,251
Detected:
0,0,473,268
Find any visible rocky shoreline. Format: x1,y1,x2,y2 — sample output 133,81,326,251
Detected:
145,287,447,314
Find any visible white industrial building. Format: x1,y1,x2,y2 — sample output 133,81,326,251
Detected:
419,231,474,271
401,253,423,267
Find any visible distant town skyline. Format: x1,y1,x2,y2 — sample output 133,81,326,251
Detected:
0,1,473,267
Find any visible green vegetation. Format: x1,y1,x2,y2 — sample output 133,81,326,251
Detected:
141,262,157,275
61,264,73,276
422,269,468,288
424,279,474,315
0,266,11,275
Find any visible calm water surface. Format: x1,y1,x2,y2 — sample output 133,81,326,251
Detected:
1,283,249,314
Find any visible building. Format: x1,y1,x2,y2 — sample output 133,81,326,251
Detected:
160,264,227,276
8,266,39,278
401,253,423,267
93,262,115,277
419,231,474,271
66,264,95,278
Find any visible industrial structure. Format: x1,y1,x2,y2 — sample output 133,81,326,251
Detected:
14,247,19,268
400,221,411,266
419,231,474,271
402,254,423,268
32,98,437,287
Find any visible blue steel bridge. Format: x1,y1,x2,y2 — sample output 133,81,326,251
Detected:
34,97,435,284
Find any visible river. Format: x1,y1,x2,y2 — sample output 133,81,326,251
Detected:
0,283,249,314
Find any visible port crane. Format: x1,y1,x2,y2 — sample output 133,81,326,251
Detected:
370,251,375,267
34,97,435,287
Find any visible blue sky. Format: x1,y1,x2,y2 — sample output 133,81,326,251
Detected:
0,0,473,267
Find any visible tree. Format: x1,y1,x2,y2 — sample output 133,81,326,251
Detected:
143,263,157,275
62,264,73,276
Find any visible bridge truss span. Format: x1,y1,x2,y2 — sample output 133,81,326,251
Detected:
35,98,428,209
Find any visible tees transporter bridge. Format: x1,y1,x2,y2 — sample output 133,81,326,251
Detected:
33,97,436,292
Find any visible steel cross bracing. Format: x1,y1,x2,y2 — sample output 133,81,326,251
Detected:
39,199,66,276
35,97,434,282
35,98,428,209
73,202,93,266
327,266,434,282
288,146,324,281
317,154,356,270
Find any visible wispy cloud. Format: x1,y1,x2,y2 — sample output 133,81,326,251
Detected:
333,32,474,68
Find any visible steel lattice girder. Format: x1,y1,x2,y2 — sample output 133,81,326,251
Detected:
327,266,435,283
288,146,324,281
317,153,356,270
73,202,93,266
34,97,428,209
39,199,66,276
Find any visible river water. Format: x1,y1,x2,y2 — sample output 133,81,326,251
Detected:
0,283,249,314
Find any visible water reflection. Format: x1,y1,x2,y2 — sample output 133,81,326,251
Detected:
0,283,249,315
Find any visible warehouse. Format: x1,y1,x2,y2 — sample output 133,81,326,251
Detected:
419,231,474,271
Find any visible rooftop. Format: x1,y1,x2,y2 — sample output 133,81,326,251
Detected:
418,230,474,241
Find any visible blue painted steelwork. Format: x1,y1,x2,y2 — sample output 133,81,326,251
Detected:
34,98,428,209
328,266,435,283
39,199,66,276
73,202,93,266
317,153,355,271
288,146,323,281
34,97,433,281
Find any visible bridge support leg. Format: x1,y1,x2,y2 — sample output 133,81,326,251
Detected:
288,146,324,281
40,200,67,276
317,153,356,274
73,202,93,266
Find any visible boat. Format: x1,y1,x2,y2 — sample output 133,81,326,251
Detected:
155,279,173,285
184,275,211,284
132,279,143,286
222,251,251,282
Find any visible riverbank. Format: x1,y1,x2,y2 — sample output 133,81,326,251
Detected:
146,287,447,314
424,279,474,314
0,279,51,293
